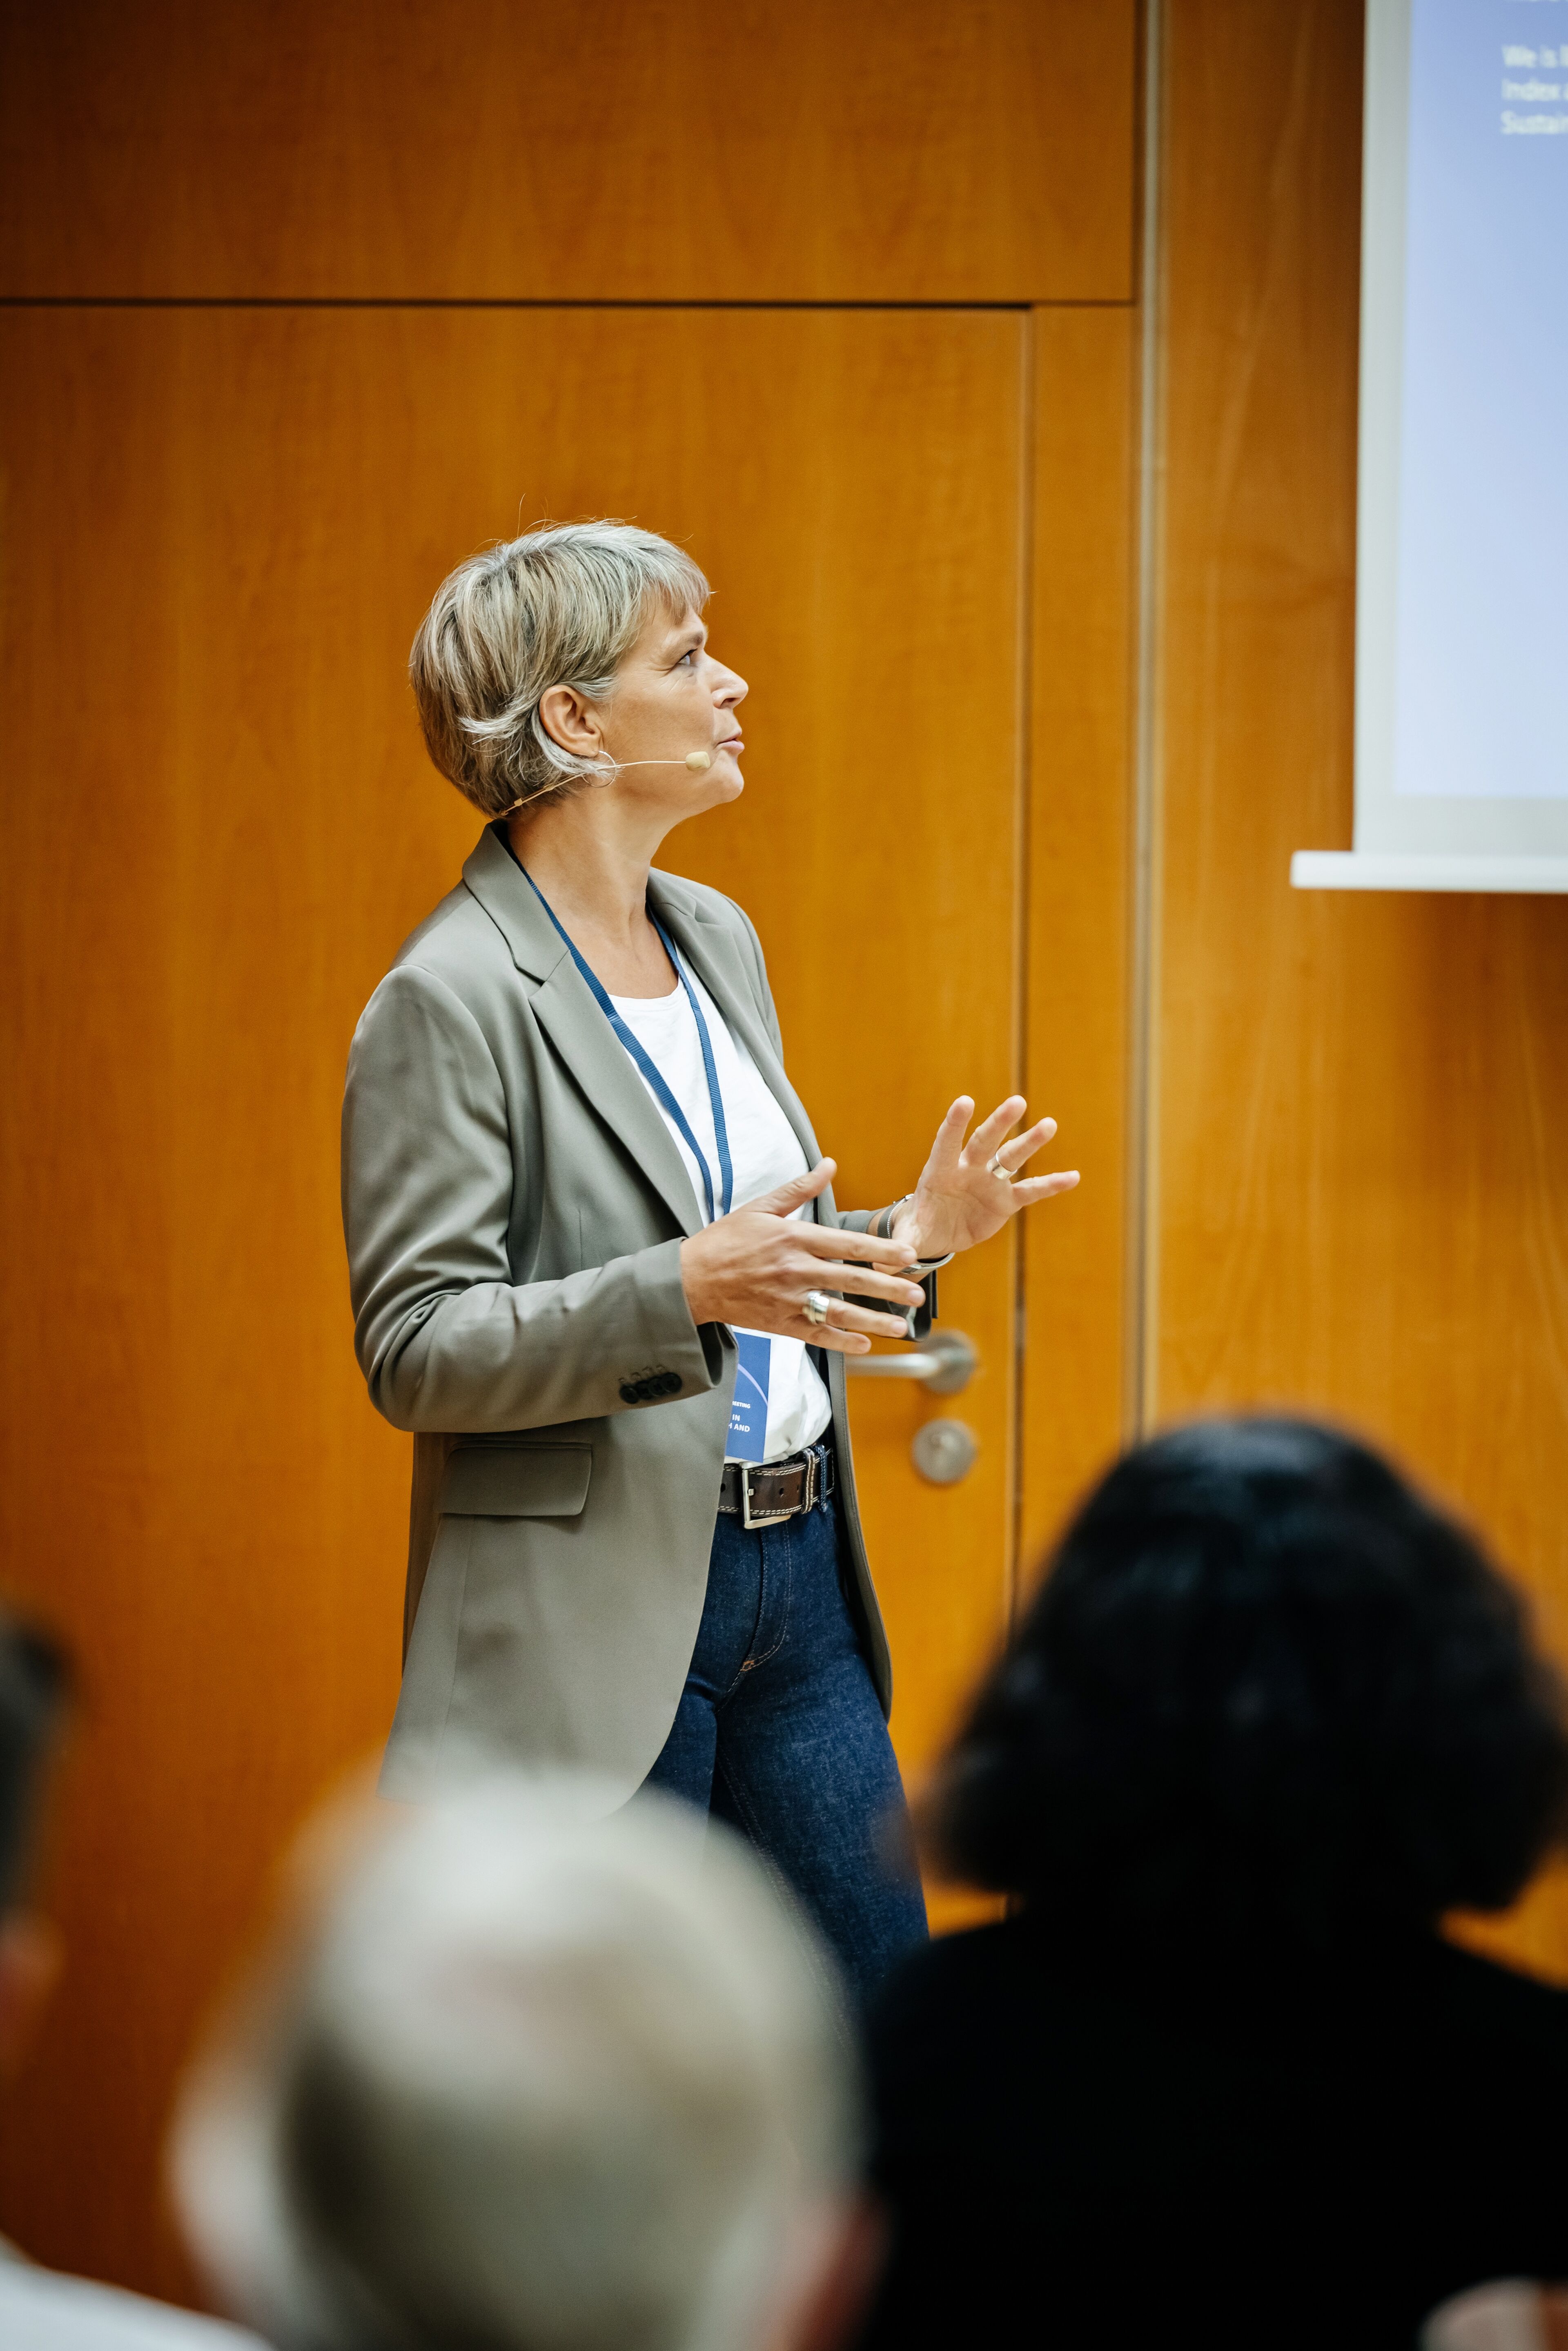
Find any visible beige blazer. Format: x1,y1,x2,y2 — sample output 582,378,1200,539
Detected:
343,824,892,1801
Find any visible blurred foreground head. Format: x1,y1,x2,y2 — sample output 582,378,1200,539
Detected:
937,1415,1568,1952
174,1779,865,2351
0,1610,67,1918
0,1607,68,2068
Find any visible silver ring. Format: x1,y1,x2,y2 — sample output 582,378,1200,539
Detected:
802,1288,833,1326
986,1154,1018,1184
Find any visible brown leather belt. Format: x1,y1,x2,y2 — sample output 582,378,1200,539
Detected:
717,1443,833,1529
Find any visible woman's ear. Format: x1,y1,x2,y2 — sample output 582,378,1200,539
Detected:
535,684,604,762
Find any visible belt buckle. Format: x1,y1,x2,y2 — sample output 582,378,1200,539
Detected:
740,1463,793,1531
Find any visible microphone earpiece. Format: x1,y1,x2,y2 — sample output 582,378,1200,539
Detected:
599,750,714,771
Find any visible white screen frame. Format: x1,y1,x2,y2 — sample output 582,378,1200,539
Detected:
1293,0,1568,891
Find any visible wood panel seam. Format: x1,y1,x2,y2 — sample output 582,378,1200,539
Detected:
1126,0,1167,1440
1008,313,1039,1633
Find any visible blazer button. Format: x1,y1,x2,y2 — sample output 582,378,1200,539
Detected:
619,1380,644,1404
657,1372,682,1396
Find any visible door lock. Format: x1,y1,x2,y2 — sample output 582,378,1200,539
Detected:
911,1419,980,1485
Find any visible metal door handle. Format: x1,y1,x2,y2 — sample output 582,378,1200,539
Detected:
844,1327,976,1396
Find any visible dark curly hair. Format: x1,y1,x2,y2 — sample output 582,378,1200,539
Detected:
936,1417,1568,1951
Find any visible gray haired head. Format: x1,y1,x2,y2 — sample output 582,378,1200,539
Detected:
172,1775,856,2351
410,522,710,817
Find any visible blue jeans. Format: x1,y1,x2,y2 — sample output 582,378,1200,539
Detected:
643,1471,929,2011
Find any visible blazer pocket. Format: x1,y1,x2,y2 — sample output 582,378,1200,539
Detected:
439,1444,593,1520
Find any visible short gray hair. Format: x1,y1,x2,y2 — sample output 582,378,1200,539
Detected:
172,1777,855,2351
410,522,710,817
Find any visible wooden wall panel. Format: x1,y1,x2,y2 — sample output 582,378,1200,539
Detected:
1157,0,1568,1977
0,303,1028,2293
1019,305,1137,1585
0,0,1136,302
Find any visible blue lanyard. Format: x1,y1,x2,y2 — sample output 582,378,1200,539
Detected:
518,864,734,1223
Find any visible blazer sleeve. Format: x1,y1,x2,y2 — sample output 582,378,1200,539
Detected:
342,963,726,1434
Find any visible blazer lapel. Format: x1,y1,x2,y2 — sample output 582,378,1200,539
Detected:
649,874,837,1223
463,829,706,1241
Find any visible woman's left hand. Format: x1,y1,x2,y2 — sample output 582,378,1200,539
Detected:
891,1096,1079,1261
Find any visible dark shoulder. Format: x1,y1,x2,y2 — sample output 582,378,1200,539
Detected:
1418,1935,1568,2061
875,1916,1021,2007
870,1919,1568,2075
869,1918,1047,2068
863,1919,1152,2177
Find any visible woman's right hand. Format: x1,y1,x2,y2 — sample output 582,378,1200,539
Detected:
679,1160,924,1354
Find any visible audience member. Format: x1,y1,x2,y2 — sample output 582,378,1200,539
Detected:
173,1775,878,2351
1425,2280,1568,2351
0,1611,261,2351
862,1416,1568,2351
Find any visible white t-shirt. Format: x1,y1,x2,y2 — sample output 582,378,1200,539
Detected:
608,969,832,1464
0,2244,264,2351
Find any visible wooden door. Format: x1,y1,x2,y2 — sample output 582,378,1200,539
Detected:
0,300,1033,2289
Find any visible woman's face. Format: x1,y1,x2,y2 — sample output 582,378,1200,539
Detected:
594,603,748,818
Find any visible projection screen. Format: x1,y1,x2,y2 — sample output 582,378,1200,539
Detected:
1292,0,1568,891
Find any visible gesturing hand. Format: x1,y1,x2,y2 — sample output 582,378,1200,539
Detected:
892,1096,1079,1261
679,1160,924,1354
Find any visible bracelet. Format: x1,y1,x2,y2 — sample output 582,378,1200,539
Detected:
874,1195,953,1273
871,1196,912,1242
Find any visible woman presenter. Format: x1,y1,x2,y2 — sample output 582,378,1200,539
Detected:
343,522,1078,2000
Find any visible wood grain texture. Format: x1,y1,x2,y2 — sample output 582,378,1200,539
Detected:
0,0,1136,303
1018,304,1137,1589
0,303,1028,2291
1157,0,1568,1976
